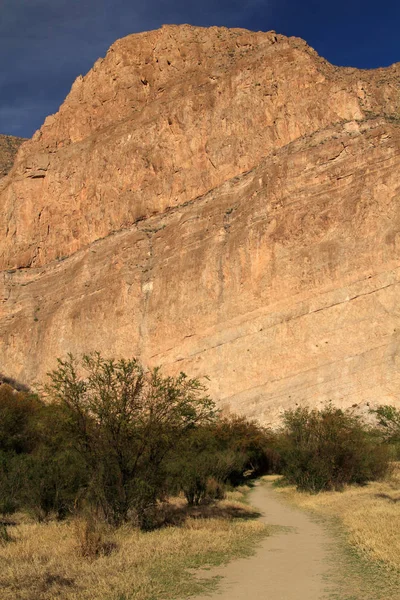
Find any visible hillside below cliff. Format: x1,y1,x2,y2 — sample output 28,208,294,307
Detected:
1,25,399,422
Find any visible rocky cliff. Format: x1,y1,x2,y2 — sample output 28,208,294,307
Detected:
1,25,399,422
0,135,27,179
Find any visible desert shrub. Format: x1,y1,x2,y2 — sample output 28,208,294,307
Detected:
168,428,245,505
278,404,390,492
45,353,217,527
0,451,22,515
205,477,226,501
18,446,87,521
2,359,280,523
372,405,400,459
0,385,87,519
0,384,42,454
167,415,279,504
0,358,280,524
212,416,281,483
0,386,42,515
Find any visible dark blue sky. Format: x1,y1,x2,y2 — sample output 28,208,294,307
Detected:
1,0,399,138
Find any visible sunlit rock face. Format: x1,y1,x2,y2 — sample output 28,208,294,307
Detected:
0,135,26,179
1,25,399,422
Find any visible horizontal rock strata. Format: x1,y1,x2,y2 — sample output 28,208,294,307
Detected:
1,25,400,421
1,102,399,419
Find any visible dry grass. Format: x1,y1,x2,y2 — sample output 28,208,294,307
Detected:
0,490,268,600
271,463,400,571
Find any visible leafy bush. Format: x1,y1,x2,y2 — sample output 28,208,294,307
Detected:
18,447,86,521
167,426,245,505
372,405,400,459
5,352,392,530
167,415,279,505
205,477,226,501
0,363,280,522
0,384,87,519
278,404,390,492
0,384,42,454
0,451,23,515
213,416,281,483
45,353,217,527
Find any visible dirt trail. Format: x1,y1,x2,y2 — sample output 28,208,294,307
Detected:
192,482,335,600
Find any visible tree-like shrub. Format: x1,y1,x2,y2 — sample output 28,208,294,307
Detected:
167,415,280,505
278,404,390,492
167,426,246,505
45,353,217,527
213,416,281,483
372,405,400,459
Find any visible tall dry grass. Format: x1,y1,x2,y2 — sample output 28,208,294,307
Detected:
0,492,267,600
273,463,400,571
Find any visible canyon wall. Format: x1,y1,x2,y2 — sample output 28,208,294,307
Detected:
0,135,27,179
1,25,399,422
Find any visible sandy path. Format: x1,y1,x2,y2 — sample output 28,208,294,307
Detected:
192,482,335,600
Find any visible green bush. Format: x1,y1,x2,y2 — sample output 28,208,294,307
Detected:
213,416,281,483
6,352,393,527
0,384,42,454
18,446,87,521
0,364,280,522
167,426,245,505
45,353,217,527
278,404,390,492
0,384,87,519
372,405,400,459
4,359,262,525
167,415,280,505
0,451,24,515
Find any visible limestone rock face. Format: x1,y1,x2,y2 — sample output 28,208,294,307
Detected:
0,135,27,179
0,25,399,422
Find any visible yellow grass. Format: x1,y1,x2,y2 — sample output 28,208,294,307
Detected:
272,464,400,571
0,492,267,600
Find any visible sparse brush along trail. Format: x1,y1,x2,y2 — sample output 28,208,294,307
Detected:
192,479,400,600
192,481,336,600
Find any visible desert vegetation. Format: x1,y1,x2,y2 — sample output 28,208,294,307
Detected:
0,487,267,600
0,353,398,599
275,404,394,492
274,463,400,570
0,354,275,599
0,354,277,527
271,405,400,595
